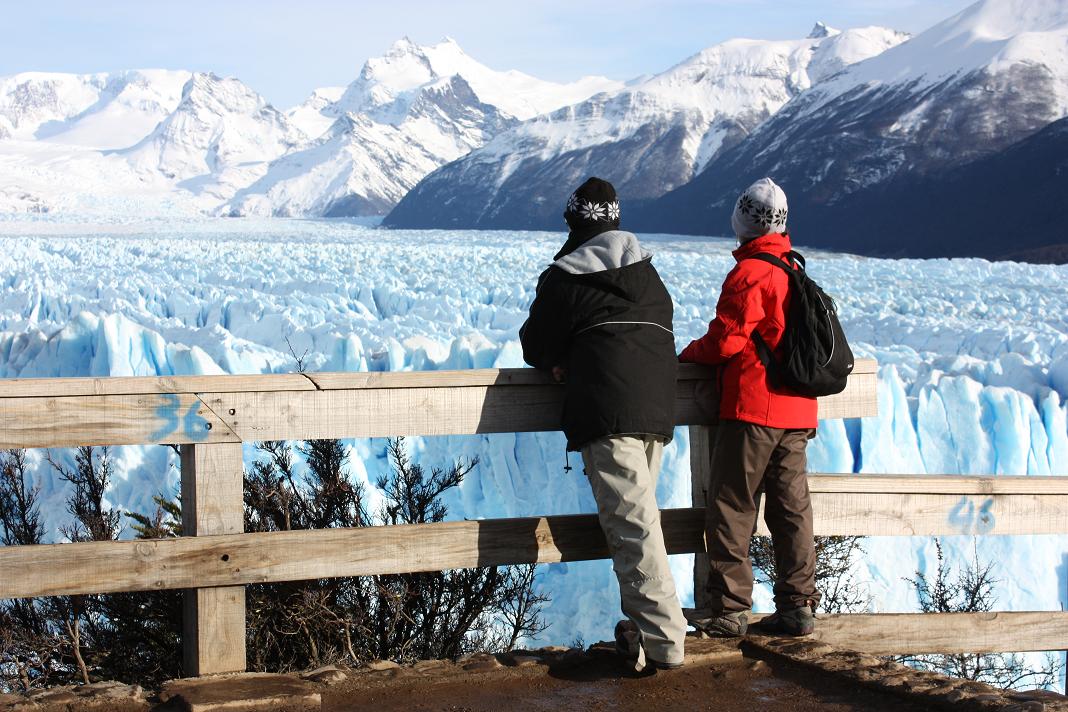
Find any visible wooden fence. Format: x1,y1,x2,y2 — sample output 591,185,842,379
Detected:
1,359,1066,676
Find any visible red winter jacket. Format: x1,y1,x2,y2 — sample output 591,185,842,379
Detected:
679,233,818,429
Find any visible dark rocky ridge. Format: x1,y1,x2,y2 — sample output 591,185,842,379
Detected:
630,87,1068,261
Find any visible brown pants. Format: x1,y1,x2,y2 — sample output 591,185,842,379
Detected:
704,419,821,613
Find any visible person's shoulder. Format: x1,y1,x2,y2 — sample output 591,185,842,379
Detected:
727,255,778,286
536,264,575,292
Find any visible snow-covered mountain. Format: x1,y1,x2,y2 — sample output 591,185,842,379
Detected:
224,38,621,217
322,37,622,127
0,38,622,218
120,72,306,206
0,71,199,216
384,24,908,230
0,70,190,150
226,75,514,217
285,86,344,139
633,0,1068,258
0,70,298,215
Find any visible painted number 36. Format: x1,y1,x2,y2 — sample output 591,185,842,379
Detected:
948,497,996,535
149,394,211,442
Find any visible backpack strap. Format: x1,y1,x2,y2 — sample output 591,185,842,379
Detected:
750,330,780,387
738,250,806,387
743,251,806,274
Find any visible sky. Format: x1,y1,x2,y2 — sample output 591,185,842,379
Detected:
2,0,979,109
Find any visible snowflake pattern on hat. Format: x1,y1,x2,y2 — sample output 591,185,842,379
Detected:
566,191,620,224
578,201,607,221
737,191,787,229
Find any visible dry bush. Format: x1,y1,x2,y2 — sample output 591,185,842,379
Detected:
1,438,549,689
895,539,1062,691
750,534,871,613
244,437,548,671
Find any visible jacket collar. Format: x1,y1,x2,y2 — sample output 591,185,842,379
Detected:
553,230,650,275
553,223,618,260
732,232,792,262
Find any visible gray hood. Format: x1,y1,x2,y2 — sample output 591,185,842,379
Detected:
552,230,651,275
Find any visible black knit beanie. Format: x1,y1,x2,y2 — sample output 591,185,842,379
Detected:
563,177,620,232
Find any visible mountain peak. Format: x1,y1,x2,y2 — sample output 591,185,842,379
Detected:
950,0,1068,40
814,0,1068,96
808,21,840,39
389,36,419,52
178,72,272,114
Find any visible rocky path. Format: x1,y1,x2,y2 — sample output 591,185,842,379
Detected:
3,635,1065,711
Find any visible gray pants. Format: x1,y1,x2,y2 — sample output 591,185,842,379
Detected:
581,434,687,665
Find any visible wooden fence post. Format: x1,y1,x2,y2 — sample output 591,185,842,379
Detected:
180,442,246,676
689,424,713,611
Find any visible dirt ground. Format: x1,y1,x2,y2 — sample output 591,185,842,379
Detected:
324,651,936,712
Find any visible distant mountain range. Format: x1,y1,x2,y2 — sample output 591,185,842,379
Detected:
623,0,1068,260
2,0,1066,260
0,39,620,216
386,0,1068,260
384,23,909,230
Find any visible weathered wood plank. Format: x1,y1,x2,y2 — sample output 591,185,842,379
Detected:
816,371,878,419
180,443,246,676
200,385,563,441
0,359,875,448
0,374,315,398
304,360,877,390
3,493,1064,600
305,369,556,390
799,492,1068,537
845,357,878,375
749,611,1068,655
808,474,1068,495
0,510,685,598
201,370,875,443
305,359,879,390
0,394,239,448
0,359,877,397
183,586,245,676
689,425,713,611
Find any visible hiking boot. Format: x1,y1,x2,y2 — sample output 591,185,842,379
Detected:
684,607,748,637
614,620,683,673
614,619,649,673
752,606,815,636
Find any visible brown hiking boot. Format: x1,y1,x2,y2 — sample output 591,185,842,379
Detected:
684,608,748,637
752,606,815,636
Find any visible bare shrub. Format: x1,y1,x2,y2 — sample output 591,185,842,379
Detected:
751,534,871,613
245,437,549,671
2,438,550,688
895,539,1062,690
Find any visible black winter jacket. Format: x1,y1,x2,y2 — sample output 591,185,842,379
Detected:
520,229,677,451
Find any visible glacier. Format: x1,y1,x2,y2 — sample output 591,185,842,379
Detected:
0,217,1065,680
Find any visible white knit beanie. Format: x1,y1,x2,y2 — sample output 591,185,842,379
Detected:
731,177,788,241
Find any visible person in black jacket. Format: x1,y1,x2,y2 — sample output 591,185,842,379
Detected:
520,177,686,672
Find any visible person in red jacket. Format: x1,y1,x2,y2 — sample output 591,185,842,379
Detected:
679,177,821,637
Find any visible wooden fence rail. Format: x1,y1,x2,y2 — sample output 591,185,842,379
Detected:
1,359,1066,676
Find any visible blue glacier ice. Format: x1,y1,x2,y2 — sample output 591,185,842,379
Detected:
0,217,1065,681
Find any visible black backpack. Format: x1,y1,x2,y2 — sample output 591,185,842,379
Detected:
744,250,854,397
